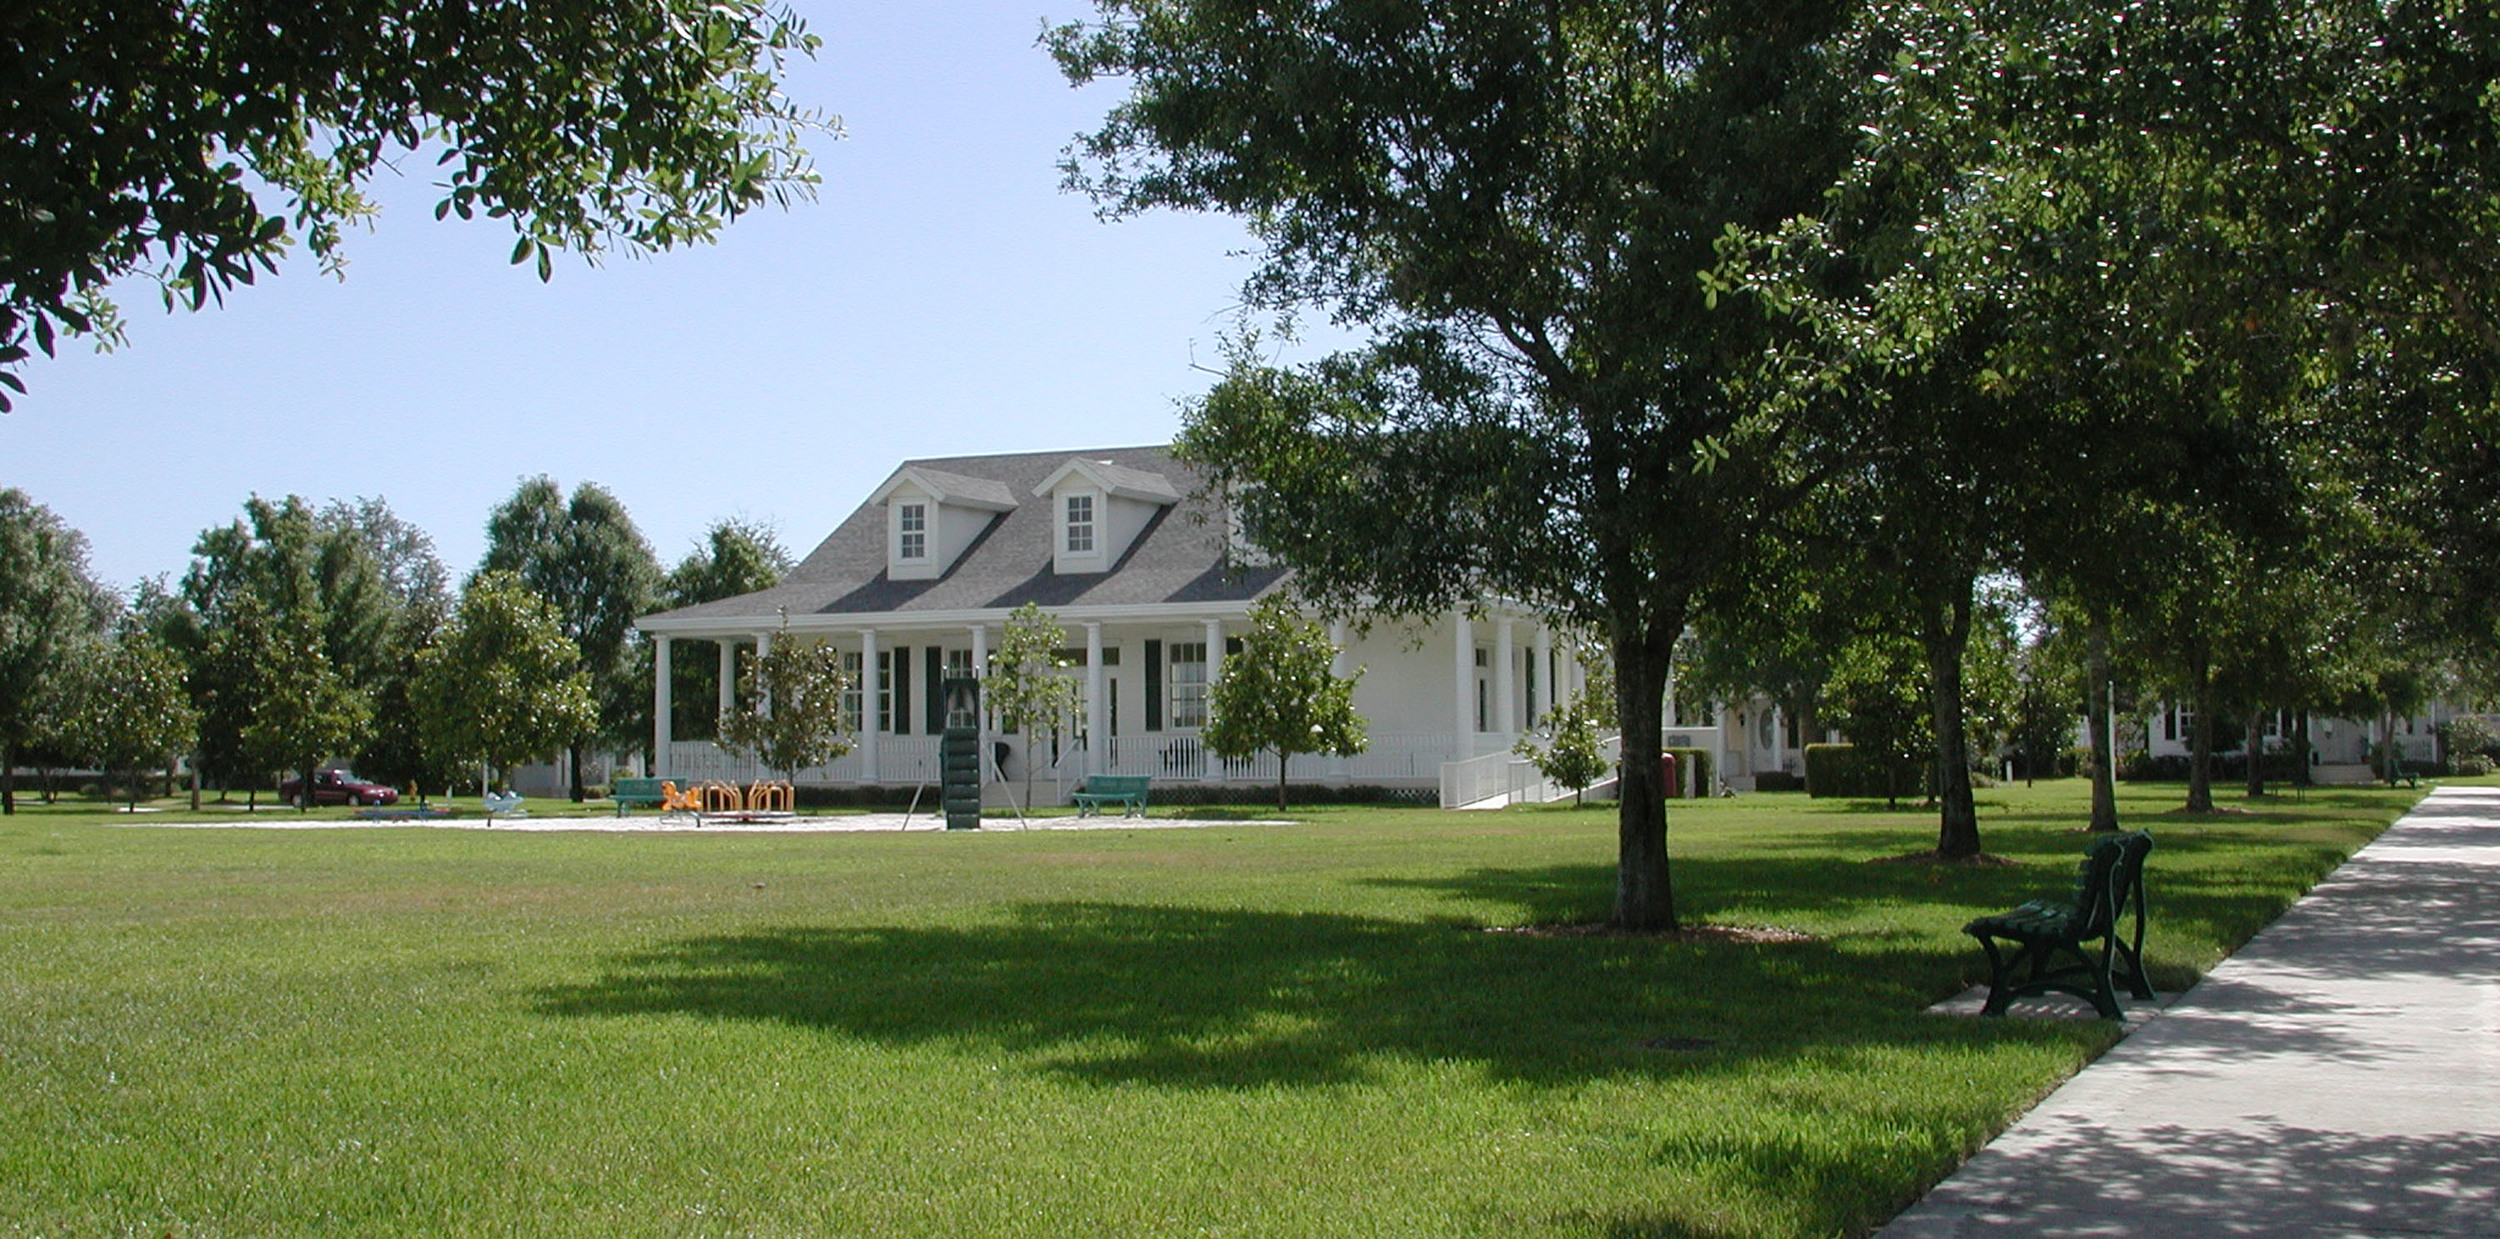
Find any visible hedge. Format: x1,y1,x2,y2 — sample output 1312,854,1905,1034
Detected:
1662,747,1713,798
1803,743,1927,799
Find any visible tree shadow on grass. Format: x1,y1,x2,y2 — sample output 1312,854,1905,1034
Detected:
532,899,2078,1093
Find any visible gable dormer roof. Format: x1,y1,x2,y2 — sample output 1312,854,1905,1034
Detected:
869,465,1018,512
1031,458,1181,505
635,444,1291,627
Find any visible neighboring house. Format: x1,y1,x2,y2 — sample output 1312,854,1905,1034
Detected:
2136,702,2485,779
634,445,1589,802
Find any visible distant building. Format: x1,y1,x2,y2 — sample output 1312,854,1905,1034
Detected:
634,445,1587,803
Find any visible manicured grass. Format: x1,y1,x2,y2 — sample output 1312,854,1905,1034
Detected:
0,781,2419,1236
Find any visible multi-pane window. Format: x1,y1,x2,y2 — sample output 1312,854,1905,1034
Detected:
1065,494,1095,554
898,502,927,560
841,652,864,732
1168,641,1208,728
875,651,894,732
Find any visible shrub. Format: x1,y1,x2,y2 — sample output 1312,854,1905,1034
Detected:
1805,744,1892,798
2444,717,2498,762
1752,770,1804,793
2456,754,2494,777
1662,747,1713,798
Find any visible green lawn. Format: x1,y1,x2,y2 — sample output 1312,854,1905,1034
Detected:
0,781,2420,1237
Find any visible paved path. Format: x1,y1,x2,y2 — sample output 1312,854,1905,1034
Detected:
119,811,1293,833
1881,785,2500,1238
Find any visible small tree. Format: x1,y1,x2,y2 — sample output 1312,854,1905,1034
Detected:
984,603,1083,809
1822,636,1933,808
1203,597,1367,810
245,597,375,810
1516,692,1609,807
62,626,198,810
715,618,853,785
416,571,595,798
2444,716,2498,776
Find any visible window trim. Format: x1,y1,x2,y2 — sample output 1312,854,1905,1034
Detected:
1064,492,1096,555
897,501,928,562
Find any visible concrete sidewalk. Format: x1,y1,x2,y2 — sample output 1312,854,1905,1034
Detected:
1879,786,2500,1238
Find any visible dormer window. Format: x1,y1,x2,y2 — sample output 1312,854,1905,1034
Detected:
1065,494,1095,554
1034,457,1180,576
870,466,1016,580
898,503,927,561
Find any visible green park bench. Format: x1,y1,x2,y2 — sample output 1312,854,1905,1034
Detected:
1071,774,1152,818
1965,829,2155,1020
610,777,669,816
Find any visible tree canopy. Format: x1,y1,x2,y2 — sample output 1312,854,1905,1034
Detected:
415,570,595,791
0,489,114,813
1202,597,1366,811
1,0,829,410
482,476,660,797
1060,0,1868,928
715,621,853,786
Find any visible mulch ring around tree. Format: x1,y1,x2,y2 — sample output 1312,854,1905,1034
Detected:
1867,849,2023,866
1484,922,1817,944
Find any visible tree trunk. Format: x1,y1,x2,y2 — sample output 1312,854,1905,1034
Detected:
568,746,586,802
1276,751,1290,812
2382,707,2400,785
1921,581,1981,859
2244,714,2266,798
301,762,317,812
2293,711,2313,787
2185,646,2216,813
1610,619,1677,932
2086,619,2120,833
2,740,13,815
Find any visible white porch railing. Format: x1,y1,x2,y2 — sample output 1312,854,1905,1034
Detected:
664,731,1464,790
1444,732,1625,809
1080,731,1461,786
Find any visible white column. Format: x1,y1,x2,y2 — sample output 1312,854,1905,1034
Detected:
1453,611,1474,758
1533,625,1554,721
653,635,673,778
1328,620,1353,780
1086,622,1106,777
1663,663,1678,730
1204,617,1225,784
970,624,990,781
1495,616,1517,737
717,639,736,719
1770,704,1786,774
859,628,880,783
755,630,773,717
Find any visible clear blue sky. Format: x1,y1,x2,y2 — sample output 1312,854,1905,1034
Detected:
6,1,1323,594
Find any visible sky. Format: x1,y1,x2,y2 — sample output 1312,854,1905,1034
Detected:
5,1,1331,595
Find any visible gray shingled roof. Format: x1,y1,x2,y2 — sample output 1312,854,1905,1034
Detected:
884,466,1016,510
641,444,1290,626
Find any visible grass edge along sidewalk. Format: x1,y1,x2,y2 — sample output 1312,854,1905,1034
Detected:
0,780,2425,1237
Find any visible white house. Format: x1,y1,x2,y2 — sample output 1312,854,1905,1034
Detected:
634,445,1593,803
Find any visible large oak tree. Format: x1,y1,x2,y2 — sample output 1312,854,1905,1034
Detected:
1,0,827,409
1055,0,1870,930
